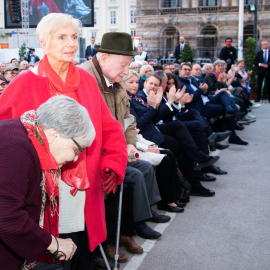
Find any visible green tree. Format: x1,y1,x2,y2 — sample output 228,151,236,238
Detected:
244,37,257,89
18,43,26,61
179,41,194,63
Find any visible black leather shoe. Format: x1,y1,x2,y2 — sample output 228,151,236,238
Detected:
190,188,215,197
193,155,220,171
157,203,184,213
208,131,232,143
235,123,245,130
229,136,248,145
202,165,227,175
148,209,171,223
176,202,186,208
135,221,162,240
94,255,119,270
214,142,230,150
197,172,216,182
210,145,216,151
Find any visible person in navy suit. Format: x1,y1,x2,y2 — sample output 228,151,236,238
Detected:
254,40,270,102
179,62,248,146
126,70,219,197
85,37,97,60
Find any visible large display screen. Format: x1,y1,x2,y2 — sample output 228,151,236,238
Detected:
4,0,94,28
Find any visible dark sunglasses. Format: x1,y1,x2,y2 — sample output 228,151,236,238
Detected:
71,138,85,155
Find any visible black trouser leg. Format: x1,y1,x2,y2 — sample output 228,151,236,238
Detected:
184,120,209,155
155,150,178,204
120,182,136,236
59,227,95,270
103,193,118,248
257,72,265,101
159,135,203,189
158,121,208,163
233,96,247,113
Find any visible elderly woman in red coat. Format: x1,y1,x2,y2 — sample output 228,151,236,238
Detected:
0,13,128,270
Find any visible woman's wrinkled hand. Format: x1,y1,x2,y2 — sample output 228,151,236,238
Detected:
47,237,77,260
102,168,118,194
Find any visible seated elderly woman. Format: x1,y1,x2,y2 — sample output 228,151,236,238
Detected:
0,96,95,269
138,64,154,91
123,70,217,197
0,13,128,270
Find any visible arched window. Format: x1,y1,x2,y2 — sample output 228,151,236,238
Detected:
197,25,218,59
244,24,260,50
160,26,180,58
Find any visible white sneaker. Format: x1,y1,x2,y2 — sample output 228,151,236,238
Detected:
246,112,256,119
250,102,261,108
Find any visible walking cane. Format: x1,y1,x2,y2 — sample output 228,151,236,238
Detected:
99,244,111,270
111,117,137,270
114,182,124,270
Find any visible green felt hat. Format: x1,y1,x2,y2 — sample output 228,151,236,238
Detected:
94,32,139,56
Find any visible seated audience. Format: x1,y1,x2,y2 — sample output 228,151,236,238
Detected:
128,71,219,197
180,62,248,145
138,64,154,91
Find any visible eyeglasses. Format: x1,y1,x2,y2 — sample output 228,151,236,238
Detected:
0,82,7,88
71,138,85,155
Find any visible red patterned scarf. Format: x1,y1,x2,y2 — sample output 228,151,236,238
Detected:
20,110,59,209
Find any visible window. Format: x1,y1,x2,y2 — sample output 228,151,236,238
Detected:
94,0,96,3
131,31,136,37
92,32,97,38
131,10,136,24
162,0,182,8
110,11,116,24
94,12,97,25
110,0,116,2
199,0,221,6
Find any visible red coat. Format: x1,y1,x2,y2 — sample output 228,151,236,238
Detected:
0,68,128,251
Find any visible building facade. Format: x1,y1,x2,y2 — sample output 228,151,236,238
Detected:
136,0,270,60
0,0,137,49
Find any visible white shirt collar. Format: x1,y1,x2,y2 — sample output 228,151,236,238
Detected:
190,75,199,81
143,89,149,97
263,49,269,52
103,75,113,88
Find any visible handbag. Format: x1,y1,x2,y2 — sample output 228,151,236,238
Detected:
175,168,191,203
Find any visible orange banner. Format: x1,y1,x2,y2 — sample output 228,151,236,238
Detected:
0,43,9,49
